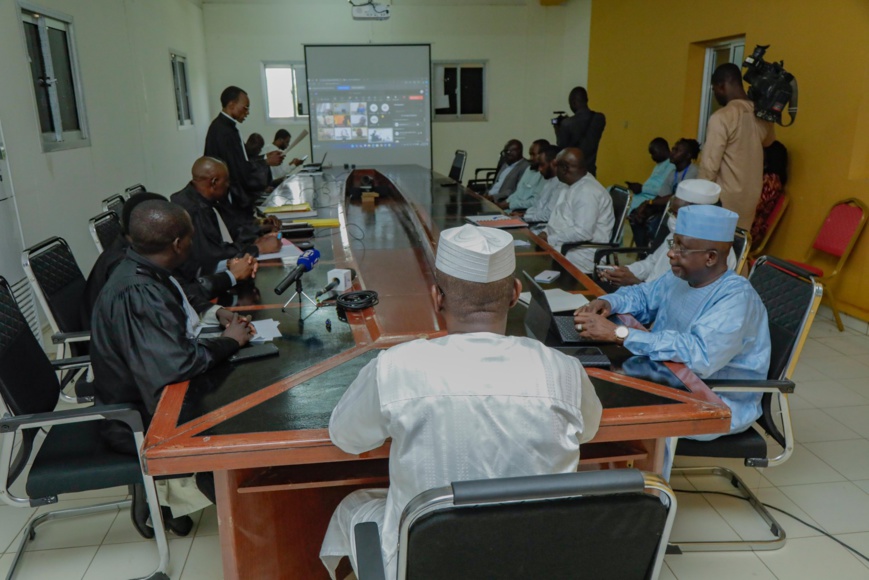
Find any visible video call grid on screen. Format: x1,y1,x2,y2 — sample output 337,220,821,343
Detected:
305,44,432,169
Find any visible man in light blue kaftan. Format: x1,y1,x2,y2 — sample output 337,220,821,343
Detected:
573,204,770,479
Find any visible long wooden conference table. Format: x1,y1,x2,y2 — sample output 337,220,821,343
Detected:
142,165,730,579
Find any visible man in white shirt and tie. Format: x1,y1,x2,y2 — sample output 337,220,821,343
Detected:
319,224,603,580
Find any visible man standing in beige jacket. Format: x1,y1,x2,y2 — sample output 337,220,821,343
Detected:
700,63,776,230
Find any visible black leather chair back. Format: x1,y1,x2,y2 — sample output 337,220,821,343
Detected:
448,150,467,183
102,194,125,218
24,237,87,335
400,470,671,580
124,183,146,198
90,211,123,252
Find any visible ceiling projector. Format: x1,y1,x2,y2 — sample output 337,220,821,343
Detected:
352,3,390,20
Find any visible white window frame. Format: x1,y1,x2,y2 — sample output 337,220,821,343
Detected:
19,2,90,152
698,38,745,144
170,51,194,129
432,61,487,122
261,61,308,121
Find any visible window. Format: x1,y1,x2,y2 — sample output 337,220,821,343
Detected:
432,62,487,122
20,4,89,151
171,52,193,127
262,62,308,119
698,38,745,143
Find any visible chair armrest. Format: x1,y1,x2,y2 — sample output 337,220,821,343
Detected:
50,356,91,371
561,241,619,255
51,331,91,345
0,403,145,435
704,379,795,394
474,167,497,178
593,246,653,265
354,522,387,580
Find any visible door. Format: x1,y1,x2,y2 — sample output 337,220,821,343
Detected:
698,39,745,144
0,122,42,339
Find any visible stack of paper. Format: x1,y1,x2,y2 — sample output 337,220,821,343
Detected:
465,215,527,229
258,239,303,261
518,288,589,313
263,203,318,219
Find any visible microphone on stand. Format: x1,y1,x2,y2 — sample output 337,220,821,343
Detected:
274,248,320,295
316,268,357,298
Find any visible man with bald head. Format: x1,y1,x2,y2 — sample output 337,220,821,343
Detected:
172,156,281,285
319,224,601,579
574,205,770,478
91,200,255,534
538,147,613,273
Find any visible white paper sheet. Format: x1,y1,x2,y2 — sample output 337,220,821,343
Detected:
250,318,282,343
257,240,303,261
518,288,589,313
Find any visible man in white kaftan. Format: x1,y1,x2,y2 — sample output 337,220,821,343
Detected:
574,205,770,479
320,225,603,580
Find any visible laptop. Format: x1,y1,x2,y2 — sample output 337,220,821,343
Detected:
523,271,613,346
302,151,328,172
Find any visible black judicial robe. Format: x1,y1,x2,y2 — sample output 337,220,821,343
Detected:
203,113,269,212
91,250,239,452
171,183,261,283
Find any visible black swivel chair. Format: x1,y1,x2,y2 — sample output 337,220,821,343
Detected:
124,183,147,198
670,256,823,552
354,469,677,580
102,193,126,217
446,150,467,184
0,276,170,580
89,210,124,253
559,185,633,261
22,237,92,404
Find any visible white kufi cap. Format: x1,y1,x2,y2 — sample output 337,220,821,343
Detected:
675,179,721,204
435,224,515,283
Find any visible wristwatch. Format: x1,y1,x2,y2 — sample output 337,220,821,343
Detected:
614,325,630,342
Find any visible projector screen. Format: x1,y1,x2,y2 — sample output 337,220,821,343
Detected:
305,44,432,168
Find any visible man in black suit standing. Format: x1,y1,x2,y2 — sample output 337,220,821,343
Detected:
204,86,284,215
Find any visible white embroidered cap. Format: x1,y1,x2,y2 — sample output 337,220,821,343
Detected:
675,178,721,204
435,224,515,283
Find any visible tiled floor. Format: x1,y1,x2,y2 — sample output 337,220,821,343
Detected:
7,314,869,578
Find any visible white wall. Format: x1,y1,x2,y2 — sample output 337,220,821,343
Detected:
202,0,592,174
0,0,209,273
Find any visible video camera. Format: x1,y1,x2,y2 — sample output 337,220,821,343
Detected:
742,44,798,126
551,111,568,126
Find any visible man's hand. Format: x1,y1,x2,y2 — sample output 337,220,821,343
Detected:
255,232,281,254
228,254,258,281
260,215,282,233
575,298,612,317
496,200,510,210
215,308,251,328
290,158,304,167
265,150,284,167
222,313,256,346
573,312,618,342
600,266,642,288
538,231,549,242
626,181,642,194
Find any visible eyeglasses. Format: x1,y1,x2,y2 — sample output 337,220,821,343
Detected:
666,239,717,256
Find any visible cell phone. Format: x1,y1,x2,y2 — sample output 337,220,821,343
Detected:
534,270,560,284
229,343,279,364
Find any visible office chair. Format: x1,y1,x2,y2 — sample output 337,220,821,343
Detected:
89,210,123,253
784,197,866,331
124,183,147,198
671,256,823,552
749,194,789,260
354,469,676,580
733,228,751,274
447,150,467,184
558,186,633,261
22,237,92,404
0,276,170,580
102,193,125,218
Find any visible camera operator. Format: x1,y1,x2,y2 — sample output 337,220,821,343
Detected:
552,86,606,176
699,63,776,230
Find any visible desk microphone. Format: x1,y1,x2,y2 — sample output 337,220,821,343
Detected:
316,268,357,298
274,248,320,295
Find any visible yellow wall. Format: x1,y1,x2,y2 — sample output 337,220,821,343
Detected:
588,0,869,320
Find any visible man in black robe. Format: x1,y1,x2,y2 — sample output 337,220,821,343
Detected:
204,85,284,214
171,157,281,285
91,200,254,534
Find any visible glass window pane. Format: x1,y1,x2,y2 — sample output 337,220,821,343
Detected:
265,67,296,118
460,67,484,115
179,60,191,121
435,66,457,115
22,21,53,134
172,60,184,123
47,27,80,132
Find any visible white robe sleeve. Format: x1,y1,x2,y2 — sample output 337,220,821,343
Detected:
329,356,390,455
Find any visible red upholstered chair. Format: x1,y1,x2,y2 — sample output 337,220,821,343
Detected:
749,194,789,260
786,198,868,331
